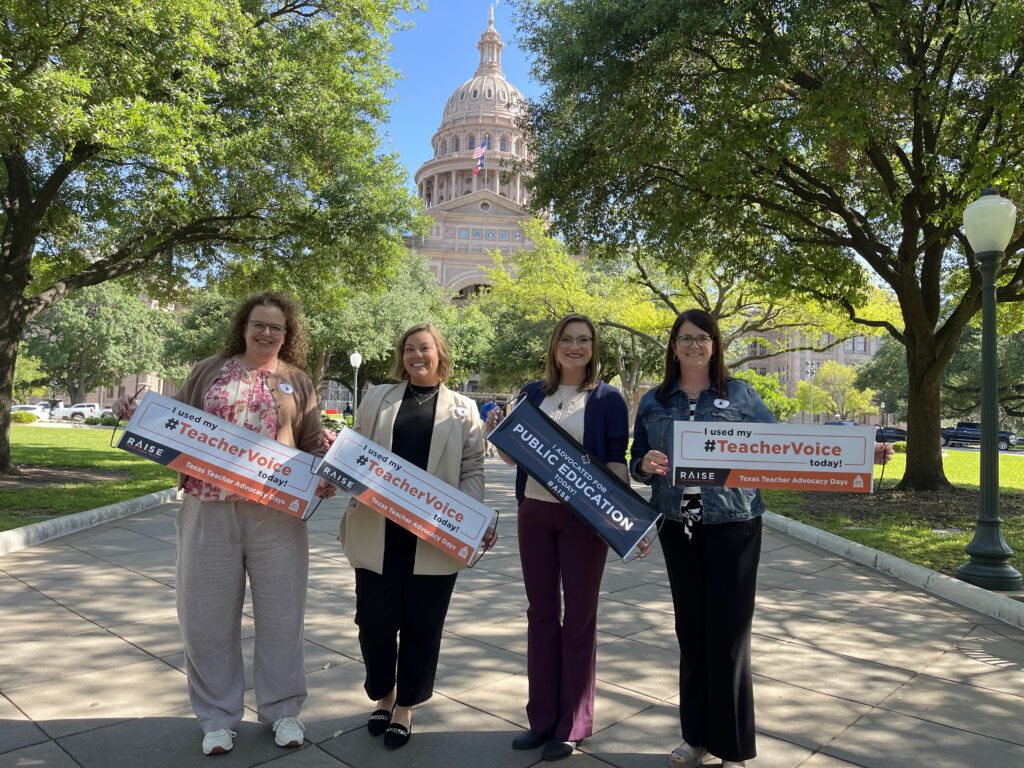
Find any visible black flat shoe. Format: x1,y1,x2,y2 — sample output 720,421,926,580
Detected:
383,723,411,749
542,739,580,761
367,708,392,737
512,729,554,750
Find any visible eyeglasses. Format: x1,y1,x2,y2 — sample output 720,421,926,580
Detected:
557,335,594,348
248,321,286,337
674,335,713,348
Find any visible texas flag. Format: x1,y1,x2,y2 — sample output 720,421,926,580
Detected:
473,136,489,176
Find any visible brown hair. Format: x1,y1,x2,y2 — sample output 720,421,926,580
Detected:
390,323,453,383
223,292,310,368
542,314,600,395
655,309,730,403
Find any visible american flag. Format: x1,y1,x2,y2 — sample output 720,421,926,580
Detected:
472,136,489,159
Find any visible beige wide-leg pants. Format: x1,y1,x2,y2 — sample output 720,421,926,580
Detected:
176,495,309,732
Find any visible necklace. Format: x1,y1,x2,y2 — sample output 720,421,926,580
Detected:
410,384,440,406
553,386,585,421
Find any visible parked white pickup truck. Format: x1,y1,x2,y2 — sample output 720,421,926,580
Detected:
52,402,100,421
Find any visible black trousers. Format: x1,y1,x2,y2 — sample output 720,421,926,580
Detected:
354,521,458,707
659,516,761,762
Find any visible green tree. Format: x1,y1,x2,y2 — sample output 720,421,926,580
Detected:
517,0,1024,489
25,283,168,404
0,0,420,471
732,369,798,422
12,345,48,403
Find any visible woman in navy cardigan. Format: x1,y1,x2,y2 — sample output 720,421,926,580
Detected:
502,314,630,761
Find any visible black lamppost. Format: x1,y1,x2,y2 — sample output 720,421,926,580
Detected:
956,187,1022,591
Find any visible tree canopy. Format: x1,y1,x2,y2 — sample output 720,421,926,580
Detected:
0,0,422,471
515,0,1024,489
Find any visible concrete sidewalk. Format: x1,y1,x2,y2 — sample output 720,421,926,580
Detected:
2,459,1023,767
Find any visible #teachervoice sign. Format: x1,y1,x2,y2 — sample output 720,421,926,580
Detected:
488,399,662,561
672,422,878,493
316,428,496,567
114,392,322,518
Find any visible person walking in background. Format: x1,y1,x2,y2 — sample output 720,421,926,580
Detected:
338,323,492,750
502,314,632,761
484,401,504,457
630,309,774,768
114,291,332,757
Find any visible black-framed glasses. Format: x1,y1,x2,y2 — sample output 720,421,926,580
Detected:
674,335,713,348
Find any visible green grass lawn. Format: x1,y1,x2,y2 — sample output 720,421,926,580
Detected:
763,450,1024,576
1,426,176,532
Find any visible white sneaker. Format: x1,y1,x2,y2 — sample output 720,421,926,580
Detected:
272,715,304,748
202,728,235,756
669,741,707,768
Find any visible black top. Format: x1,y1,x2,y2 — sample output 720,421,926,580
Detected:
384,383,440,573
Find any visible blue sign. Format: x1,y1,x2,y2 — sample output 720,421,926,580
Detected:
489,399,661,560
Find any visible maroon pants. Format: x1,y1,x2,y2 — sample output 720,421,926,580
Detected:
518,497,608,741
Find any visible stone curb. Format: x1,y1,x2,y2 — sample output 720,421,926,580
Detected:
0,487,180,557
763,510,1024,630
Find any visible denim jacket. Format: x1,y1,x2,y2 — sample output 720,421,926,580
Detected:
629,379,775,524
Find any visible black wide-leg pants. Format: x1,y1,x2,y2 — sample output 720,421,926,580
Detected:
659,516,761,762
354,520,458,708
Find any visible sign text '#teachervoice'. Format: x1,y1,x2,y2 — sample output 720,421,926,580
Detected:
511,423,635,532
170,408,294,486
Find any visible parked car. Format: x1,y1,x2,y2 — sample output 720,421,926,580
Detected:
10,403,51,420
98,408,115,419
51,402,100,422
824,420,858,427
941,421,1017,451
875,426,908,443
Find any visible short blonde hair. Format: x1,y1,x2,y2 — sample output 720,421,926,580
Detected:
389,323,453,383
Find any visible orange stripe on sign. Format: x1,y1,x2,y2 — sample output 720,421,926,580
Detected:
356,489,473,564
168,455,309,517
723,469,874,494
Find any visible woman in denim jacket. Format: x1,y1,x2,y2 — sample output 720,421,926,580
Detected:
630,309,774,768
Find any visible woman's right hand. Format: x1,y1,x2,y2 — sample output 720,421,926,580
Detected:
640,450,669,477
111,394,139,420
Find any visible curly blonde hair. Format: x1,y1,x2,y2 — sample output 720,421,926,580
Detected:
223,292,310,368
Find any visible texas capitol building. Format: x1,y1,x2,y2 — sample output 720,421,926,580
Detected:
406,10,535,300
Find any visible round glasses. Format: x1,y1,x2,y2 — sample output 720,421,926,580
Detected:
674,335,713,348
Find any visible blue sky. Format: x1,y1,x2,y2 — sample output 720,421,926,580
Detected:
380,1,541,190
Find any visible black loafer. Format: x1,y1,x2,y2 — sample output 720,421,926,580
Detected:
383,723,411,749
542,739,579,761
367,708,391,737
512,729,554,750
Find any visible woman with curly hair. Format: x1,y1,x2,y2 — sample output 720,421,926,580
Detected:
115,291,331,757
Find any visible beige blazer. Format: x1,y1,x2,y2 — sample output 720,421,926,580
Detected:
338,381,486,575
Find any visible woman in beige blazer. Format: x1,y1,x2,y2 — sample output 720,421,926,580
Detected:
339,323,489,749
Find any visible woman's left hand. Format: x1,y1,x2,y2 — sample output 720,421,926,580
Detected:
635,535,653,559
873,442,894,465
481,526,498,552
314,478,337,498
321,428,337,452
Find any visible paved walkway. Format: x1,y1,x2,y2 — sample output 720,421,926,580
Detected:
2,459,1023,767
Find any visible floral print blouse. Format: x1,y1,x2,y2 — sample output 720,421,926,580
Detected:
183,358,279,501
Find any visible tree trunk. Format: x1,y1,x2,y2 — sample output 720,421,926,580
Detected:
0,286,28,474
900,341,952,491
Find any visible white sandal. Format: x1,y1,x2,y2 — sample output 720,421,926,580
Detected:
669,741,708,768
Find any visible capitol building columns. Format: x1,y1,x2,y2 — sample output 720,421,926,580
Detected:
407,10,534,293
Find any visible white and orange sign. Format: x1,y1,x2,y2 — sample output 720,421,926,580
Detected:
317,428,494,566
116,392,321,517
673,422,878,493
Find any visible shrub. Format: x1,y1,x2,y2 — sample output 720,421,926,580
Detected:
892,441,907,453
83,416,101,425
100,416,119,426
10,411,37,423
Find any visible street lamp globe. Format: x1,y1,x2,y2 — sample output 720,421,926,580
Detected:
349,351,363,426
964,187,1016,253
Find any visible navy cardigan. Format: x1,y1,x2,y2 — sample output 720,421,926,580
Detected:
513,379,629,503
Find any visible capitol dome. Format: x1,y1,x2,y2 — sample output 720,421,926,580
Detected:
409,8,534,299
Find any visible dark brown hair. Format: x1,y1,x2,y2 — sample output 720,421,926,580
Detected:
655,309,730,403
542,314,600,395
390,323,453,383
223,292,310,367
